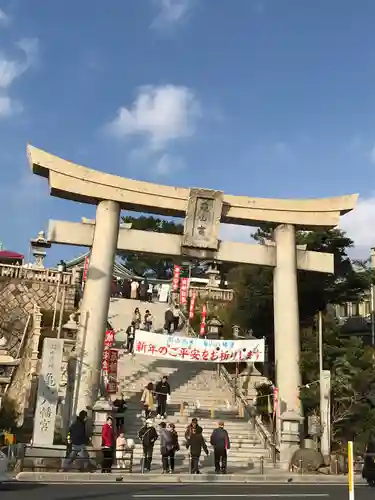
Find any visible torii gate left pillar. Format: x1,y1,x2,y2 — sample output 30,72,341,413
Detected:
73,200,120,414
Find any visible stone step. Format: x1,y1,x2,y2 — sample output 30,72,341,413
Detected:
129,446,267,456
129,446,270,457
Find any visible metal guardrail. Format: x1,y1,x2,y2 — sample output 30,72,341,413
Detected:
2,444,134,473
2,443,364,475
217,364,278,464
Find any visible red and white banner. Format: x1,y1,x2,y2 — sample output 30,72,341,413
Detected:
172,265,181,292
104,328,115,348
273,387,279,417
189,291,196,319
134,330,265,363
179,277,189,305
82,255,89,282
102,349,118,393
200,304,207,336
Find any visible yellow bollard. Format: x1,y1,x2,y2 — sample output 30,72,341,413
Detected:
180,401,184,416
211,405,215,419
348,441,354,500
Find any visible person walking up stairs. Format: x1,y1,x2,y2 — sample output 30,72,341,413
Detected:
210,421,231,474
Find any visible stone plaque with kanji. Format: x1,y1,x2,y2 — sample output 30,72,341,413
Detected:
182,188,223,251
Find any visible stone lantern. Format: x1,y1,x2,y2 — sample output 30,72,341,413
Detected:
232,324,241,338
206,317,223,339
205,262,220,288
30,230,51,268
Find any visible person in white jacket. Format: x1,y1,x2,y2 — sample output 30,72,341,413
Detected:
116,432,126,469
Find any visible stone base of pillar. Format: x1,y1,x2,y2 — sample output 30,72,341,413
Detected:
92,397,116,450
279,410,303,470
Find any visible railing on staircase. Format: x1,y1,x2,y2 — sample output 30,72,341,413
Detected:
217,362,278,464
171,296,279,463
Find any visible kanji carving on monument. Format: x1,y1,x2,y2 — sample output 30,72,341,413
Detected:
182,188,223,253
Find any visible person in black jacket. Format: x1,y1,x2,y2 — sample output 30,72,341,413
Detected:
210,421,231,473
164,308,174,333
155,376,170,418
167,422,180,473
185,418,203,440
138,419,158,472
113,394,127,432
63,410,91,471
126,321,136,354
186,426,209,474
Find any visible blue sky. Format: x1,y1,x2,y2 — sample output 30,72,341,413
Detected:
0,0,375,264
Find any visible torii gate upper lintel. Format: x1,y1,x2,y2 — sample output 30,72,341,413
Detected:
27,144,358,467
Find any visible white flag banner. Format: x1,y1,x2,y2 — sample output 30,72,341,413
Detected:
134,330,265,363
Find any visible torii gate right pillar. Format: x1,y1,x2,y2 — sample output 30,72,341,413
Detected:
273,224,303,468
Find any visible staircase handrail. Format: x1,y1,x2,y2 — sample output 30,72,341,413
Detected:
172,299,278,461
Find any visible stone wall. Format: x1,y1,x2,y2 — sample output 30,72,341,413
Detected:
6,304,42,425
0,264,78,358
0,264,79,427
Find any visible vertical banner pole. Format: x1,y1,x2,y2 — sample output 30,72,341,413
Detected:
348,441,355,500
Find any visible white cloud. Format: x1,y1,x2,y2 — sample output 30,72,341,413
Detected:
0,8,9,27
340,195,375,257
370,144,375,164
155,153,185,175
0,95,22,117
151,0,192,30
0,37,39,118
107,84,200,150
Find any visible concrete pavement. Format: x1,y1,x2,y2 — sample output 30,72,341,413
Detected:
15,471,367,483
1,483,374,499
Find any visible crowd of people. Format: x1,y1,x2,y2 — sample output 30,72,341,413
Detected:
111,277,161,302
63,375,231,475
137,376,231,474
124,304,182,354
138,416,230,474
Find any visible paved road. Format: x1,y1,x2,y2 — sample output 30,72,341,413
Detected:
0,483,374,499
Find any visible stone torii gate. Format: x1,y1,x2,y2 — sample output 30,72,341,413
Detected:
27,144,357,464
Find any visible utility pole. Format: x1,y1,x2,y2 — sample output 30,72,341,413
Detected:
318,311,323,376
318,310,331,462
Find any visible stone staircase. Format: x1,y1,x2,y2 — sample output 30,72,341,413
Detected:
109,298,169,345
115,352,273,474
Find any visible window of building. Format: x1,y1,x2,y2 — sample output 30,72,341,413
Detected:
338,303,349,317
351,302,359,317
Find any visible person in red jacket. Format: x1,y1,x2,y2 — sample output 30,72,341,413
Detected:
101,416,116,473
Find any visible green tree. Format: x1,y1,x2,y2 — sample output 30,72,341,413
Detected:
225,225,374,448
227,226,370,337
300,315,375,452
119,215,207,278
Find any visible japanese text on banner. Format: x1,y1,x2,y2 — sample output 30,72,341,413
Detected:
106,349,118,393
189,291,196,319
172,265,181,292
180,277,189,305
134,330,265,363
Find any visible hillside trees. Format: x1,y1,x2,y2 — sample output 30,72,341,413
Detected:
224,225,374,448
118,215,207,278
